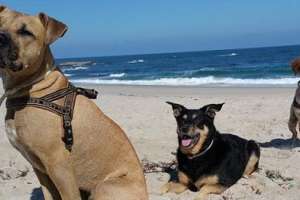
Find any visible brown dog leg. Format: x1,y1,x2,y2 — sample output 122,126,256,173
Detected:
160,181,188,194
244,153,259,177
92,176,148,200
288,106,298,139
38,148,81,200
194,184,226,200
160,171,189,194
33,168,61,200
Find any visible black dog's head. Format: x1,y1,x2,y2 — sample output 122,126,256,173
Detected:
167,102,224,155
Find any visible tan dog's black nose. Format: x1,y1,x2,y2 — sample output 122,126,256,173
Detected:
0,31,10,47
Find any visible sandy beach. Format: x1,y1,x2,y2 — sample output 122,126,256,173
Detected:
0,84,300,200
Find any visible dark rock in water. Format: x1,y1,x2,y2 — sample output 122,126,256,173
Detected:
59,61,93,67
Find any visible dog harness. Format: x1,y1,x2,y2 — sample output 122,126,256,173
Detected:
6,83,98,151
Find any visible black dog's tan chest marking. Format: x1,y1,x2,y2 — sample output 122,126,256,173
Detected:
190,125,209,155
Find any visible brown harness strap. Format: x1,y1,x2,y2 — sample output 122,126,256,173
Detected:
6,83,98,151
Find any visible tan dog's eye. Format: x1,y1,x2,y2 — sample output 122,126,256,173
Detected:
17,25,35,38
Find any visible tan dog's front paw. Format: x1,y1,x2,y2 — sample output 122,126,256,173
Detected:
160,181,187,195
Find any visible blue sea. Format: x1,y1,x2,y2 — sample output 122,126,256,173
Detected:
57,45,300,86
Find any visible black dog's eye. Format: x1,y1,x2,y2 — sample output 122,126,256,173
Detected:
197,124,205,130
17,25,35,38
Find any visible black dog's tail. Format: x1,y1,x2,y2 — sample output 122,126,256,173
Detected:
247,140,261,172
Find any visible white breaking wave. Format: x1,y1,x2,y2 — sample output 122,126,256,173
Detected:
183,68,216,76
109,73,126,78
128,59,144,64
71,76,299,86
198,67,216,72
62,66,89,71
220,53,238,57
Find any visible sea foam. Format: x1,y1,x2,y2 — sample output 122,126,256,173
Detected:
220,53,238,57
62,66,89,71
71,76,299,86
128,59,144,64
109,73,126,78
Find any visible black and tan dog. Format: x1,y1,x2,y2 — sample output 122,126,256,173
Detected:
161,102,260,200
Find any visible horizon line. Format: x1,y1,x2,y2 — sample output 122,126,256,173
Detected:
55,43,300,60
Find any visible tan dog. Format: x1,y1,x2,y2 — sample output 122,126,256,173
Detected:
0,6,148,200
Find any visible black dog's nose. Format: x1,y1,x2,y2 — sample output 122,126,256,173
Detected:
0,31,10,47
180,125,191,133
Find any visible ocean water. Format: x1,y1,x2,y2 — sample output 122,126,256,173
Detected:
57,45,300,86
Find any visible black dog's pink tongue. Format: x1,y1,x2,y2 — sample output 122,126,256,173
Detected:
181,139,192,147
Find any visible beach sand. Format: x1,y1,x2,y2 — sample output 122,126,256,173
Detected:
0,84,300,200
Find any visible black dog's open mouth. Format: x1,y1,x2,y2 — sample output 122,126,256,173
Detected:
180,134,200,149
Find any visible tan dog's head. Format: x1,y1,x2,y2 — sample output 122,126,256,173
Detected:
0,5,67,73
291,58,300,75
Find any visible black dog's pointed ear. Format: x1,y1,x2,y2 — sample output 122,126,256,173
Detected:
201,103,225,118
38,12,68,45
166,101,186,117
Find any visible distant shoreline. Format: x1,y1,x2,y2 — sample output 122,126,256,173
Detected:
74,83,297,88
55,44,300,60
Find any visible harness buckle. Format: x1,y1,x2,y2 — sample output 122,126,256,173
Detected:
63,114,73,151
63,114,72,128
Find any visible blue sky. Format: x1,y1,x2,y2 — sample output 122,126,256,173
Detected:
1,0,300,58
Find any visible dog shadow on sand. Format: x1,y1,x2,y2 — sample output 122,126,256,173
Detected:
30,187,90,200
30,188,43,200
259,138,300,149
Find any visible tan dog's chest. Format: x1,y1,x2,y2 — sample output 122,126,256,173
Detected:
5,120,33,164
5,120,19,148
5,118,46,172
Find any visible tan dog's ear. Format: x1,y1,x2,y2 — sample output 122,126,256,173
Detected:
0,5,7,13
38,13,68,44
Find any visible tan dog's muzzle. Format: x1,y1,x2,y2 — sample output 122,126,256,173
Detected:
0,30,21,71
